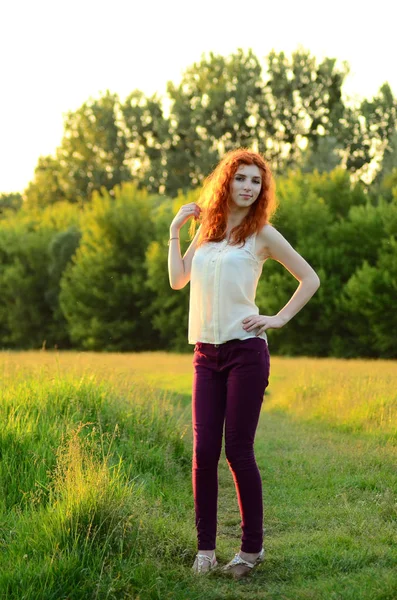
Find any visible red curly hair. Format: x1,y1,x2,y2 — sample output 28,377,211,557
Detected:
189,148,277,248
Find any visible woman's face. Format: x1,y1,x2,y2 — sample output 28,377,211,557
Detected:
229,163,262,210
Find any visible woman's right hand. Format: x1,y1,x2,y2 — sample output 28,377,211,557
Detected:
170,203,202,233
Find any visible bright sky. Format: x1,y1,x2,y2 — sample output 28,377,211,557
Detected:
1,0,396,193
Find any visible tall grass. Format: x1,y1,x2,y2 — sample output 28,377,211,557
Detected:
0,370,196,599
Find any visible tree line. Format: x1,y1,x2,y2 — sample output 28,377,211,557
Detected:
0,47,396,357
0,170,396,357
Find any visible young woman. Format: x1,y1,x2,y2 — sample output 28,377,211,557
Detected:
168,149,320,579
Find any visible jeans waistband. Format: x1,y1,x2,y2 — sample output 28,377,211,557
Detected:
195,337,267,350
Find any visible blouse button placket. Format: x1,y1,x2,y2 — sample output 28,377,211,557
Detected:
212,241,227,343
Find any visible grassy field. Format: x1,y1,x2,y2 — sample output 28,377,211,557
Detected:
0,350,396,599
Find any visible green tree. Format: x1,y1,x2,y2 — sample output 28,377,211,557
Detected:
262,48,348,171
23,156,67,207
335,197,397,357
59,183,156,350
361,83,397,168
368,132,397,203
323,200,392,356
0,201,81,348
0,224,54,348
122,90,171,194
339,236,397,357
0,192,22,215
301,136,342,174
45,226,82,347
378,131,397,180
25,92,130,206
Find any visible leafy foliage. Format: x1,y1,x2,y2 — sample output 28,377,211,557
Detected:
59,183,157,350
20,48,397,204
25,92,130,206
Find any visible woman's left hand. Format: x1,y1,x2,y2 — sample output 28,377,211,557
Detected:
242,314,285,336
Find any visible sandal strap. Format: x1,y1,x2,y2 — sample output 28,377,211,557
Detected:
229,553,256,568
225,548,265,570
195,553,216,572
196,553,214,563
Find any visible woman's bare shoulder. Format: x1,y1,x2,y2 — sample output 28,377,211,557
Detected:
258,223,279,239
256,224,280,259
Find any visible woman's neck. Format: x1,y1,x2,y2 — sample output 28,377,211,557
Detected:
226,219,245,236
226,207,249,233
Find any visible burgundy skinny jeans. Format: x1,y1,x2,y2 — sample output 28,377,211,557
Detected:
192,337,270,553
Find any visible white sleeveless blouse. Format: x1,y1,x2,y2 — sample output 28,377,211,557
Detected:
188,233,268,346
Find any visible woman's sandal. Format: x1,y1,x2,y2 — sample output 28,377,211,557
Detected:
221,548,265,579
192,552,218,574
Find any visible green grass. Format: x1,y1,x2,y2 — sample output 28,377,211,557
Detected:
0,351,395,599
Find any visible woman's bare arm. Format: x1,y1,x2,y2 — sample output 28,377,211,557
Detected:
168,224,201,290
260,224,320,324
